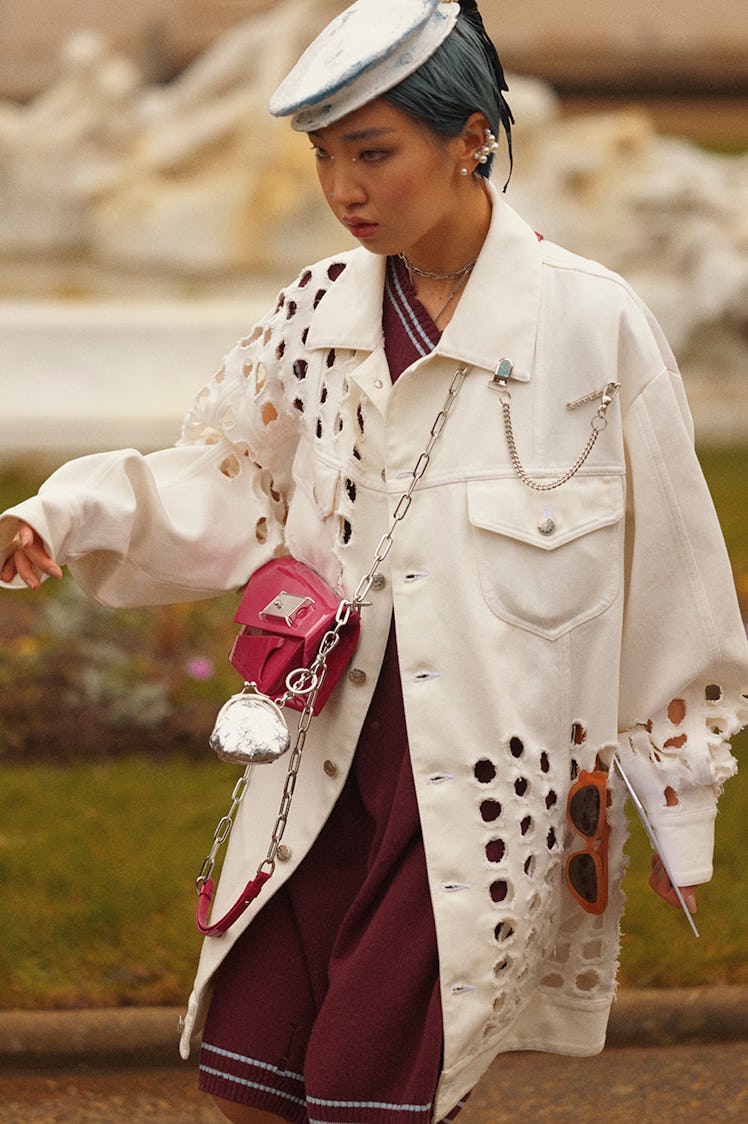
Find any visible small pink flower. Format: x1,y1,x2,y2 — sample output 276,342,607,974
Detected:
185,656,214,680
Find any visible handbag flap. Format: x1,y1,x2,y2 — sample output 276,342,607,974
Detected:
234,557,340,638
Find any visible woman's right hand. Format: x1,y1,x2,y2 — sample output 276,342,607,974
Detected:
1,522,63,589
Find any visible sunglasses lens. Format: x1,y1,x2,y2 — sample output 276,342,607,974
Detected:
567,852,598,904
569,784,601,838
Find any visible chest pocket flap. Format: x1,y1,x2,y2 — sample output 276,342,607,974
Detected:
467,475,625,639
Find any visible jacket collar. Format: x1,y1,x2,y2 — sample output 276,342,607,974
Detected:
305,181,542,382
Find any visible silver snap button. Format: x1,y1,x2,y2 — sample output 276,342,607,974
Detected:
374,379,384,389
538,517,556,536
349,668,367,686
276,845,291,862
323,760,338,778
371,573,386,592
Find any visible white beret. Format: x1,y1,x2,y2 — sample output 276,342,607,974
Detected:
269,0,461,132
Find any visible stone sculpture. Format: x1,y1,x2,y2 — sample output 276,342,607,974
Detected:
0,0,745,405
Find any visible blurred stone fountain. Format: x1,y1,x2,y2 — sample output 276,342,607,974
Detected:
0,0,746,451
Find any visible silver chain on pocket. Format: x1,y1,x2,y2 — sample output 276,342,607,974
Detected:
490,358,620,492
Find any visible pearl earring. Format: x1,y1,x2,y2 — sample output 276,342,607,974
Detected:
472,128,500,164
460,167,468,177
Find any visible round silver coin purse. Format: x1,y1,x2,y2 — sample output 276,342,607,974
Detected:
209,687,291,765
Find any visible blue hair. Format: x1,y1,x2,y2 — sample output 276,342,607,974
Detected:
384,7,514,187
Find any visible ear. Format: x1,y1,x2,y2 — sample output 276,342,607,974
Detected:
458,111,492,171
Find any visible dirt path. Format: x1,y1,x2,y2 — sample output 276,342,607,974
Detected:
1,1043,746,1123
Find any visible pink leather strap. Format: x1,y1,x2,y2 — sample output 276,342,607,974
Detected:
196,870,271,936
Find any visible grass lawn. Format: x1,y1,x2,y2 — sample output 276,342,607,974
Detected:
0,444,745,1006
0,755,229,1010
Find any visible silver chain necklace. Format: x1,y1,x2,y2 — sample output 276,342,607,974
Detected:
398,251,477,281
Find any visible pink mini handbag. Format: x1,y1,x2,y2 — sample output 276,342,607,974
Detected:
228,557,360,715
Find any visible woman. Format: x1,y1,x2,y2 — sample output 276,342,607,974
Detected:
2,3,747,1123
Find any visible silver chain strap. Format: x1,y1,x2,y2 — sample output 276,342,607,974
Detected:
490,361,620,492
196,364,470,899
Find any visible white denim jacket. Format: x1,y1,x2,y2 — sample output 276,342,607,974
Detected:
2,185,746,1121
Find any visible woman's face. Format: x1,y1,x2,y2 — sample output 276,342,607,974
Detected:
308,99,481,265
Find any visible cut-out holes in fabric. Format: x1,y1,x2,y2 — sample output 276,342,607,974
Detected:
705,683,723,702
219,455,241,479
475,759,496,784
485,839,505,863
576,970,600,992
328,262,346,281
301,327,309,346
276,293,285,313
509,737,524,758
345,479,357,504
520,815,532,836
540,751,550,774
480,800,501,823
293,398,304,413
490,880,509,903
340,518,352,545
524,855,536,876
514,777,529,796
494,922,514,943
293,359,308,381
320,385,328,404
667,698,686,724
255,518,268,544
314,289,326,310
276,340,286,360
571,723,587,746
222,407,237,431
254,362,267,396
262,403,278,427
545,790,558,809
326,349,336,368
299,270,312,288
286,300,298,320
357,404,365,434
664,697,688,749
546,826,557,850
316,418,323,439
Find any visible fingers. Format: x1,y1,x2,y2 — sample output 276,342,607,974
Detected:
648,854,697,914
1,523,62,589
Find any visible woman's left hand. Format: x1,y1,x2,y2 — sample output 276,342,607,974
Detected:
648,854,697,914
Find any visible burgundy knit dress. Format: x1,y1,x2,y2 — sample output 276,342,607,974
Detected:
198,257,467,1124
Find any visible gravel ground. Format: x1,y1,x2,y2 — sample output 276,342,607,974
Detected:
0,1043,746,1123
